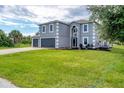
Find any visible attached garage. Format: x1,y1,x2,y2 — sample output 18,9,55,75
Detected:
41,38,55,48
33,39,38,47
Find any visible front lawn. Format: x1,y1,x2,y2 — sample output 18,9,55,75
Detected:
0,45,124,88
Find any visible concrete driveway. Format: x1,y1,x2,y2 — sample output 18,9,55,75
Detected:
0,47,43,55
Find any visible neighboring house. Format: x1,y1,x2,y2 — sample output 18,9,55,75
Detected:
32,19,107,49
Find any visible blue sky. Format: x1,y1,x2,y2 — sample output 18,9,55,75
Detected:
0,5,90,36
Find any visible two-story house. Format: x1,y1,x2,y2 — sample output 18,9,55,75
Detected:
32,19,100,49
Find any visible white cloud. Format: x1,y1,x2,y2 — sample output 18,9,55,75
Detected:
0,5,90,24
24,5,89,23
24,6,69,23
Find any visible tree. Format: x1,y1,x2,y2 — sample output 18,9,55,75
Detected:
21,35,32,44
88,5,124,43
0,29,14,47
9,30,23,44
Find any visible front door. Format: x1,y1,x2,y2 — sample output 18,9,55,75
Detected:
72,37,77,48
71,26,78,48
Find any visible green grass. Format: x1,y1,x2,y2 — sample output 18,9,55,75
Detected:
0,45,124,88
14,43,30,48
0,44,30,50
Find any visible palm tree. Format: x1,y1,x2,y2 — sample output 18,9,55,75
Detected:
9,30,23,44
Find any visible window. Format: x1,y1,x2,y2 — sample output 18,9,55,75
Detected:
42,25,46,33
84,38,88,45
83,37,88,45
83,24,88,33
49,24,54,32
72,26,77,37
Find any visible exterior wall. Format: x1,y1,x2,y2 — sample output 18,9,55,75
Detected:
38,21,70,48
39,22,56,38
80,22,99,47
39,22,58,48
32,20,100,49
80,23,93,45
32,36,41,47
58,23,70,48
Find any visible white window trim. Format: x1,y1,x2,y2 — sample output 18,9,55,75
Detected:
82,37,89,46
42,25,46,33
83,24,89,33
49,24,54,33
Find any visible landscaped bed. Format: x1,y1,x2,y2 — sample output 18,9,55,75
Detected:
0,45,124,88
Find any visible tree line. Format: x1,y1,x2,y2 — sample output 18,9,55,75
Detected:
88,5,124,45
0,29,32,47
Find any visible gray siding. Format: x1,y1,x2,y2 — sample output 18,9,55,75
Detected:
38,21,70,48
80,23,93,45
58,23,70,48
80,23,99,47
32,20,100,48
39,22,56,38
70,22,99,47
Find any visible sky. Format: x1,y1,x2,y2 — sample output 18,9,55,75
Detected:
0,5,90,36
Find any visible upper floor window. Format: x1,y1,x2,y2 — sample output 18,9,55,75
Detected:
49,24,54,32
42,25,46,33
83,24,88,33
